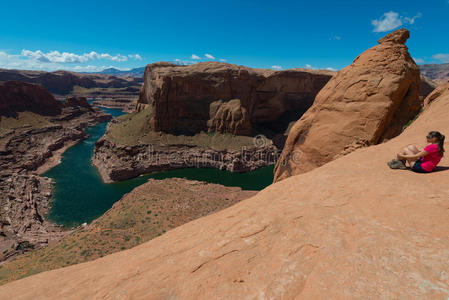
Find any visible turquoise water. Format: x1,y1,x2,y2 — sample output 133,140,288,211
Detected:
44,107,274,227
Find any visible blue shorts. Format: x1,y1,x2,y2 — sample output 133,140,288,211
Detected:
412,158,430,173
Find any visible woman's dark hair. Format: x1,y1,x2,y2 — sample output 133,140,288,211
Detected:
427,131,445,156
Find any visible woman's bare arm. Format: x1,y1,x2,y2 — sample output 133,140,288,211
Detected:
397,150,428,160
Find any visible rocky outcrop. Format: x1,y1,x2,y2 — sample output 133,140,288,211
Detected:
0,83,112,262
91,98,137,113
424,80,449,107
63,96,91,109
2,59,448,298
274,29,422,182
93,136,277,183
138,62,334,136
0,81,61,116
0,174,66,262
207,99,252,135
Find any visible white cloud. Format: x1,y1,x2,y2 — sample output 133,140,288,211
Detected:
73,65,104,72
128,54,142,60
371,11,422,32
330,35,341,41
191,54,201,60
372,11,403,32
404,13,422,25
173,58,195,65
271,65,282,70
219,58,227,62
0,49,142,72
432,53,449,63
413,57,425,64
0,51,63,70
205,53,215,60
19,49,138,63
304,64,337,71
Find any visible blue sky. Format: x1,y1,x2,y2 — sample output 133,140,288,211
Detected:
0,0,448,72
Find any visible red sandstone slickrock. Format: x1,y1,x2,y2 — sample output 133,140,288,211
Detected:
274,28,422,182
1,64,448,299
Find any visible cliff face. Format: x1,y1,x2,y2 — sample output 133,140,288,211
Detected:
137,62,333,136
2,64,448,299
0,81,61,116
274,29,422,182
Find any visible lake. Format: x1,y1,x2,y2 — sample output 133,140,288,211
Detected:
44,107,274,227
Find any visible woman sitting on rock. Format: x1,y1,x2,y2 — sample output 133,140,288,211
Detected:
388,131,445,173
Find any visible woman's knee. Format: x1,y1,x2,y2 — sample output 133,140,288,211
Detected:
406,145,419,154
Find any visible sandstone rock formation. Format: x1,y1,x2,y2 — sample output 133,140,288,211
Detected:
0,81,61,116
138,61,333,136
1,60,448,299
64,96,91,109
424,80,449,107
207,99,252,135
93,134,277,182
92,98,137,113
0,82,112,261
274,29,422,182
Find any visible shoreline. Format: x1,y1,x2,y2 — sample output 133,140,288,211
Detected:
0,107,113,263
35,140,81,175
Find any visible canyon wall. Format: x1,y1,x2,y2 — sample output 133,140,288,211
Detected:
137,62,334,136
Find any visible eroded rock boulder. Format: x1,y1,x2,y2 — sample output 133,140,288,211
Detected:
207,99,252,135
274,28,422,182
424,80,449,108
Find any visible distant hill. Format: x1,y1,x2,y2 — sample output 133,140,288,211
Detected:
94,67,146,78
419,63,449,83
0,68,142,95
